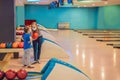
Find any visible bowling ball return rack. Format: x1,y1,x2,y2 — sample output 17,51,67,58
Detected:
0,48,23,58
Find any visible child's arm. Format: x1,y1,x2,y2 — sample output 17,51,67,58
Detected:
30,36,32,43
28,35,32,43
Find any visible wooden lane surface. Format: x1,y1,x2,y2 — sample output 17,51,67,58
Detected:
74,30,120,33
89,36,120,38
3,53,13,61
0,53,13,71
77,31,110,33
92,38,120,40
106,43,120,49
96,39,120,42
107,43,120,46
82,33,120,36
0,48,23,71
0,61,9,71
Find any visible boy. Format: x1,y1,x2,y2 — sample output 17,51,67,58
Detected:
22,27,34,68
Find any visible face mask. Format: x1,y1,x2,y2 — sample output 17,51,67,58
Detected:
32,27,37,31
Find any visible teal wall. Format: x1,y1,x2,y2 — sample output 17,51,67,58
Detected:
25,5,98,29
97,5,120,29
16,5,120,29
16,6,24,27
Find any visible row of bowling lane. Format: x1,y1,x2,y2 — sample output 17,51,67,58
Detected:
74,30,120,49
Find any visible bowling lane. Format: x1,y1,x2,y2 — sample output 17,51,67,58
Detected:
75,30,120,33
91,37,120,40
49,30,120,80
88,36,120,38
82,34,120,36
75,30,120,49
106,43,120,49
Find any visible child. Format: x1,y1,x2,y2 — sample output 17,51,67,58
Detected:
31,22,43,64
22,27,34,68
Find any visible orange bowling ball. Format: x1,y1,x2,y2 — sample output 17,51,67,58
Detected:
16,27,21,30
0,43,6,48
12,42,19,48
32,32,39,40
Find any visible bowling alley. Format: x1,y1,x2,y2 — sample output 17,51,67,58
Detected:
0,0,120,80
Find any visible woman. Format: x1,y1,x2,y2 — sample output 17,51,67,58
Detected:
31,22,43,63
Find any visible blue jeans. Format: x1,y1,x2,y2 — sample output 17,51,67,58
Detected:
32,36,43,61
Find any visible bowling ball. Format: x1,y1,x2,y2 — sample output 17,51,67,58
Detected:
6,42,12,48
16,27,20,30
17,32,23,35
5,69,16,80
16,32,19,35
32,32,39,40
20,27,23,30
18,32,21,35
0,43,6,48
0,70,5,80
17,69,27,79
16,27,23,30
6,43,9,48
12,42,19,48
21,32,24,35
18,42,24,48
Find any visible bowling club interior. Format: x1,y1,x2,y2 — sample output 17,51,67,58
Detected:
0,0,120,80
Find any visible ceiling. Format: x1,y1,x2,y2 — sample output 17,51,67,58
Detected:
16,0,120,7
